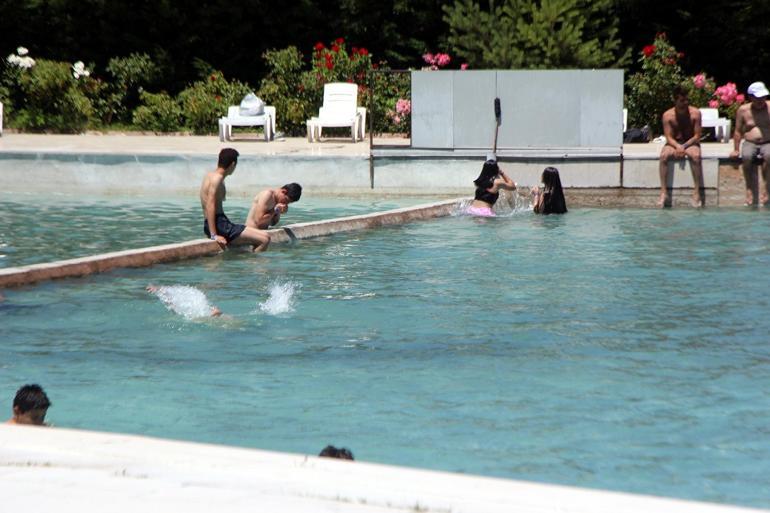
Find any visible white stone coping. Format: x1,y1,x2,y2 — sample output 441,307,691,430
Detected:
0,424,763,513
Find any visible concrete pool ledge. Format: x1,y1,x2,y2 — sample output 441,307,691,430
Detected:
0,199,463,288
0,424,764,513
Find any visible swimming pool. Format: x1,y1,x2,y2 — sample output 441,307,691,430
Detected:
0,192,428,267
2,204,770,508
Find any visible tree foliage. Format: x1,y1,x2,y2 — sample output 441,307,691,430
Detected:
443,0,630,69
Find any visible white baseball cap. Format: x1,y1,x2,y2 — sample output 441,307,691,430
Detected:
747,81,769,98
486,152,497,163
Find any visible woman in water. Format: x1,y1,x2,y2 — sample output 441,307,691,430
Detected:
467,158,517,217
531,166,568,215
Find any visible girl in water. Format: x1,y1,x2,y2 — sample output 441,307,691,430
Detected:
531,166,568,215
467,158,517,217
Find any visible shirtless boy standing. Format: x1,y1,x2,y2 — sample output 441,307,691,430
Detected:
200,148,271,252
658,86,704,208
730,81,770,206
245,183,303,243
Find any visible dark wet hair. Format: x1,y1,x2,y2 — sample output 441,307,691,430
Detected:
282,183,302,202
672,85,688,99
217,148,239,169
536,167,568,215
319,445,355,460
13,384,51,413
473,160,499,189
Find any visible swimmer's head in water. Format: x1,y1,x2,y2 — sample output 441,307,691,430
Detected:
12,384,51,425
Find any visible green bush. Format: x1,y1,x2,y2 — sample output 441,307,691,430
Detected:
258,39,387,136
102,53,160,124
133,91,182,132
368,70,410,135
257,47,316,136
178,71,252,134
13,59,93,132
625,34,685,135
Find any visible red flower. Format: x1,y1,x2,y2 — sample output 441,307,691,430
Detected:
351,47,358,54
314,42,325,51
642,45,656,58
331,44,340,53
358,48,369,56
210,74,216,81
372,63,378,69
335,37,344,45
678,52,685,59
325,60,333,70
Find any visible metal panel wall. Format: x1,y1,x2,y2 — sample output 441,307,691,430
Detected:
452,70,497,149
411,70,623,151
411,72,454,148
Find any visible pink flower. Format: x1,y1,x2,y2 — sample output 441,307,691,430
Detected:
395,98,411,115
460,63,468,70
422,53,434,65
708,99,719,108
393,115,401,124
736,94,745,103
693,73,706,89
436,53,451,67
715,82,738,106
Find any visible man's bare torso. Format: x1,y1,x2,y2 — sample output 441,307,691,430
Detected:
664,105,698,143
739,101,770,143
246,189,278,229
199,171,226,214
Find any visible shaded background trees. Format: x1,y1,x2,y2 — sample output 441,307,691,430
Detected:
2,0,768,90
0,0,447,92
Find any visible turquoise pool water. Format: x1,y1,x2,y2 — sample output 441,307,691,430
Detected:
0,192,427,267
2,205,770,508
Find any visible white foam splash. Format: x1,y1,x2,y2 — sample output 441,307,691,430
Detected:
151,285,215,319
258,280,299,315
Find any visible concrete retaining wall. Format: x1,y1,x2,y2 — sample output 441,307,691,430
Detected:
0,199,461,288
0,151,726,197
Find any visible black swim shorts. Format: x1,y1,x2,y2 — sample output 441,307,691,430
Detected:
203,213,246,243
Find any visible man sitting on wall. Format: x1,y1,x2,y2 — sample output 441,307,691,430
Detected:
245,183,302,242
658,86,704,208
730,81,770,206
200,148,273,252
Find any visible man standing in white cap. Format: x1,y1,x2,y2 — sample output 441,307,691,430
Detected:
730,81,770,205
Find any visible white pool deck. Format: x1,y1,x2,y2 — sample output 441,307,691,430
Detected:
1,134,763,512
0,424,764,513
0,131,733,158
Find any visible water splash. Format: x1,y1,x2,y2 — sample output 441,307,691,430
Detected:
258,280,299,315
150,285,216,319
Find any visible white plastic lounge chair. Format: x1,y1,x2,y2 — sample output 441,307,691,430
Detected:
699,108,731,142
308,83,364,142
218,105,276,142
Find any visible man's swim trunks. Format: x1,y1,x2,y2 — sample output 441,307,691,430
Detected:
203,213,246,242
